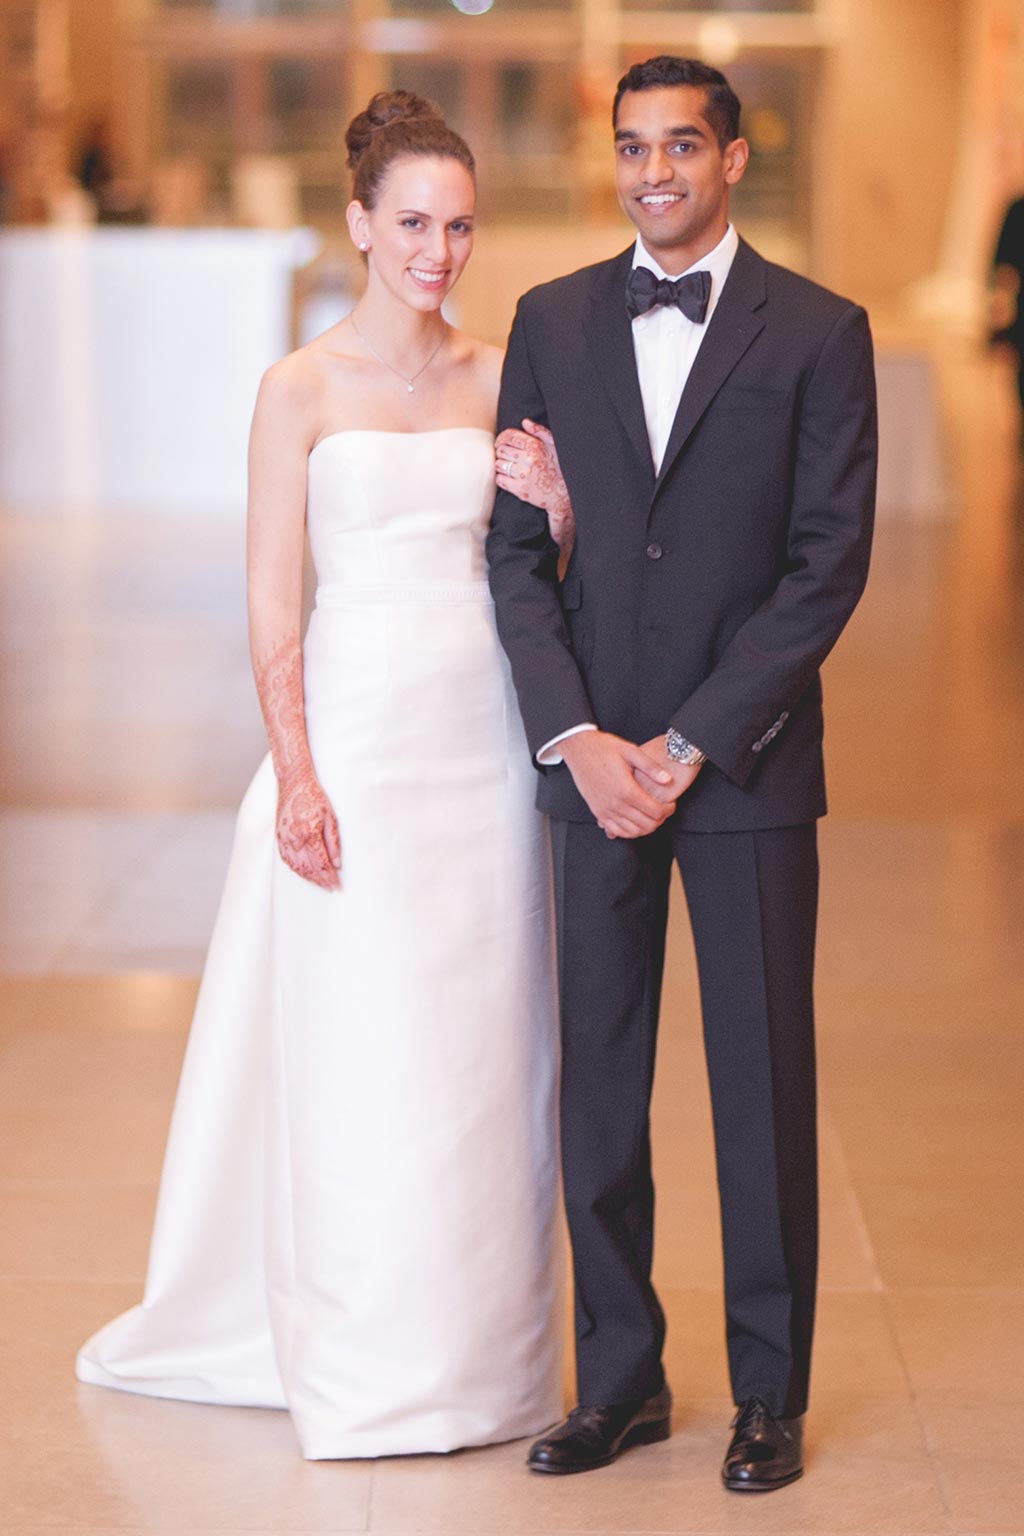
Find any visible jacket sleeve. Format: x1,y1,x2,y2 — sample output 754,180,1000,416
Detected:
485,297,595,761
670,302,878,788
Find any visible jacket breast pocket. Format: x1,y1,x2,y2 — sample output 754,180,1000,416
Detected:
715,385,789,412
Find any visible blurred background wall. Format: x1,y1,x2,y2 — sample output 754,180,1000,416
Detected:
2,1,1020,304
1,0,1023,515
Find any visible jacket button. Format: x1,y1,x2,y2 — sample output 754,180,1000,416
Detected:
646,542,663,560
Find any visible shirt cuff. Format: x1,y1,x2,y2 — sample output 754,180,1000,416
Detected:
536,722,598,766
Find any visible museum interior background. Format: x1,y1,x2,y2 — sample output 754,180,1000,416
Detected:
1,4,1024,1535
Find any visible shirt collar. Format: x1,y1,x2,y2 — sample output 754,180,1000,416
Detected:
631,223,739,296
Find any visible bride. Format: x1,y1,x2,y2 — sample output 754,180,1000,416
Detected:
76,90,572,1462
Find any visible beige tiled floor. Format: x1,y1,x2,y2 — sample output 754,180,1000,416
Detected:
2,345,1024,1533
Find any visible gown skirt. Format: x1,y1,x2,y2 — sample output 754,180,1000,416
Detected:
76,428,564,1460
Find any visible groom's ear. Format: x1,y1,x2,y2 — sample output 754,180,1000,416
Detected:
723,138,750,187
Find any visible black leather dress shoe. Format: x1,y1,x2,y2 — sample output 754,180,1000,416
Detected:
527,1386,672,1474
722,1396,804,1492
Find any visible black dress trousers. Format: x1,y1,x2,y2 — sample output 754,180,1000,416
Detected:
551,817,819,1420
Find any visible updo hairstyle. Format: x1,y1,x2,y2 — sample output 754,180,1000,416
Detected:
345,89,476,210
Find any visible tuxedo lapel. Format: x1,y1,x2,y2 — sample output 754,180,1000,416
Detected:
583,247,655,489
653,239,768,497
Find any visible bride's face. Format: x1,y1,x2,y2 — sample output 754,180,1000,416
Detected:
348,156,476,313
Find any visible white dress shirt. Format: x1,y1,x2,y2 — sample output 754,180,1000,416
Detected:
537,224,740,766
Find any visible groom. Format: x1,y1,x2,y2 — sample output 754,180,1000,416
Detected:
487,56,877,1491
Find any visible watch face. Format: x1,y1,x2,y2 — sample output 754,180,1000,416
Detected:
667,730,703,765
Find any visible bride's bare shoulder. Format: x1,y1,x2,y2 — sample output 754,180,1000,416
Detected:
450,332,504,410
255,322,360,433
452,331,503,373
266,323,359,393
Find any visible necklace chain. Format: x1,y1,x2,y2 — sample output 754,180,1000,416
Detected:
349,313,447,394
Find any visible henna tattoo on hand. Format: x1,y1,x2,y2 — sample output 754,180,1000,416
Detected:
255,633,340,890
496,428,575,554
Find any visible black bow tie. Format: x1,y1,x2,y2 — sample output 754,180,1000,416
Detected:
626,266,712,323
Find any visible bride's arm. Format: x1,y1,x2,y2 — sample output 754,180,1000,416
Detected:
247,361,341,891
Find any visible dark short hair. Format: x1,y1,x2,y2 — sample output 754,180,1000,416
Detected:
613,56,741,151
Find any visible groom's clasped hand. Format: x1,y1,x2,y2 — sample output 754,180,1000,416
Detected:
560,726,699,841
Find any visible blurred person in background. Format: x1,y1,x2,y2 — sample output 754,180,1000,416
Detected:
0,141,10,223
74,114,146,224
75,116,115,209
991,193,1024,441
489,54,877,1492
76,89,578,1463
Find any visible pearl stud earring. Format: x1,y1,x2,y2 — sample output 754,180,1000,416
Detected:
359,242,369,251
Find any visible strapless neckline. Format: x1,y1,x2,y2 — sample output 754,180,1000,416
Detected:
309,426,494,462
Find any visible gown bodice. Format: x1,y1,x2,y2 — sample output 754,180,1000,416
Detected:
305,427,497,591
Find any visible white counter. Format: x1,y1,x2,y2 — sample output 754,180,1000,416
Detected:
0,227,320,512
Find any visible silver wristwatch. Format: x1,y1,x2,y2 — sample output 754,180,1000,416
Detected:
666,728,707,767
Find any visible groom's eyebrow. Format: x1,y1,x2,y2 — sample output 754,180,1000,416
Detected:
663,123,708,140
614,124,708,142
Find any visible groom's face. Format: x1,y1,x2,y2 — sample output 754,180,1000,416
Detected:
613,85,747,267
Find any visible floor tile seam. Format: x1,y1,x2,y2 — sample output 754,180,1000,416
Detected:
13,959,207,976
366,1454,379,1536
818,1106,886,1292
0,946,72,1012
0,1177,159,1189
0,1096,180,1111
0,1271,145,1283
46,812,179,971
884,1283,1024,1295
655,1282,891,1294
0,971,197,989
362,1530,955,1536
681,1393,927,1406
876,1288,958,1535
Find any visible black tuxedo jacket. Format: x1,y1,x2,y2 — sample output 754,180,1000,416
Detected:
486,237,878,831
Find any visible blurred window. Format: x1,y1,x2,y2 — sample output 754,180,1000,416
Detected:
159,1,346,12
722,54,812,269
386,59,464,124
166,62,234,152
146,0,818,254
622,1,812,10
268,58,346,154
390,0,572,11
387,56,574,221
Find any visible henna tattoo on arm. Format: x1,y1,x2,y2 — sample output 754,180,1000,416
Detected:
254,633,340,891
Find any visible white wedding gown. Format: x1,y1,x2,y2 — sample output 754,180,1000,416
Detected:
76,427,564,1460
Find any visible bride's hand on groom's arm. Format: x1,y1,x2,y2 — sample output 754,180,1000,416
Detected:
495,420,574,555
560,730,677,840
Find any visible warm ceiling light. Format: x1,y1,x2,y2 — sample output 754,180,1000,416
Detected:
697,19,741,66
451,0,494,13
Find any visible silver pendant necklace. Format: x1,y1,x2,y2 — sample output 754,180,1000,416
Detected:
349,313,447,393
